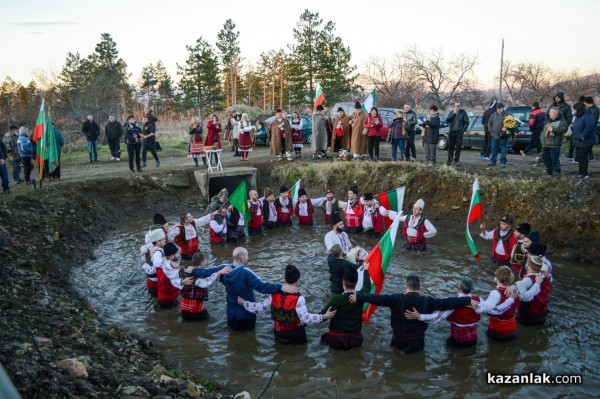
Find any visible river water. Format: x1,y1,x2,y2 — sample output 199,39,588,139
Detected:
73,216,599,398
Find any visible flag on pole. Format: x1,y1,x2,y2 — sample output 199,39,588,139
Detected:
362,212,403,323
313,83,325,111
45,110,59,173
229,181,251,233
33,99,45,166
287,179,302,204
466,179,483,261
361,90,376,114
376,187,405,228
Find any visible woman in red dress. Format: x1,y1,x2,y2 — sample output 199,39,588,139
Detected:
188,116,206,167
204,114,222,165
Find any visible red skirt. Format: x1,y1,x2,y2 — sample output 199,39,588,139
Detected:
488,316,516,335
180,297,205,313
238,131,253,151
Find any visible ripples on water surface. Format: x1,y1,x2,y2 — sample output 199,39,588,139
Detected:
74,217,600,398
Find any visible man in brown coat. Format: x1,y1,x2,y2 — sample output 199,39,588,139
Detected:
332,107,352,152
350,102,367,160
269,109,293,161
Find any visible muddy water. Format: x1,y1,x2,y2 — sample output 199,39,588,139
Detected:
74,217,599,398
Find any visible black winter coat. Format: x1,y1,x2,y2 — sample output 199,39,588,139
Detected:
422,113,441,144
82,120,100,141
445,109,470,133
104,121,124,140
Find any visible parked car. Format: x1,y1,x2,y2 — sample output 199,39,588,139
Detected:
437,115,531,152
505,106,532,124
254,115,313,145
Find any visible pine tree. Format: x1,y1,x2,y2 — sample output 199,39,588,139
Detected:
177,37,224,117
216,19,240,107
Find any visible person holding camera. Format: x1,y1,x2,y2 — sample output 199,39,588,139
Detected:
124,115,143,172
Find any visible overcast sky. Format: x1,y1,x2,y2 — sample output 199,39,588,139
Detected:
2,0,600,89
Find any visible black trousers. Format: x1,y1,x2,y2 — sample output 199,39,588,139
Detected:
108,137,121,158
576,145,592,176
127,143,141,171
334,136,343,152
481,127,491,157
447,131,464,163
142,140,159,163
22,157,33,181
367,136,380,159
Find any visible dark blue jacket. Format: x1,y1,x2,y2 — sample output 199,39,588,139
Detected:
571,109,596,147
218,264,281,322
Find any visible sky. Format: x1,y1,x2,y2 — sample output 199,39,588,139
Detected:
2,0,600,90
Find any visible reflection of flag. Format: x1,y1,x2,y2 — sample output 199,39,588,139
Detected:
33,99,45,165
466,179,483,261
45,110,59,173
361,90,376,114
376,187,405,228
229,181,251,233
313,83,325,111
362,212,402,323
288,179,301,204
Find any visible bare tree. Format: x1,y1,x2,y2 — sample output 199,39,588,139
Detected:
403,46,478,110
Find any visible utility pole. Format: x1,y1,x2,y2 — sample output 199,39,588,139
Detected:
230,48,235,107
499,38,504,101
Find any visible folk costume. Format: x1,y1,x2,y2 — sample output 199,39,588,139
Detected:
173,214,212,260
417,293,481,348
339,194,364,234
188,123,206,167
275,186,294,226
398,200,437,251
290,117,304,157
141,228,167,295
332,110,352,152
481,222,517,265
509,223,531,274
324,213,353,254
321,267,371,350
312,106,328,158
226,207,246,242
237,116,254,161
350,103,368,159
262,197,278,229
248,198,264,236
361,193,388,239
322,195,340,225
156,243,185,308
179,265,227,321
205,119,222,165
514,255,552,325
294,188,327,226
209,214,228,244
476,267,519,341
269,112,293,161
327,253,362,294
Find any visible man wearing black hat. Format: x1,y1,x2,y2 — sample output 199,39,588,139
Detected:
312,104,328,159
480,213,516,265
350,101,367,160
332,108,351,152
509,223,531,274
325,212,353,254
339,185,363,234
487,103,509,167
156,242,195,308
295,187,316,225
238,264,336,344
352,274,470,353
321,265,371,350
361,193,389,239
3,125,21,183
274,185,294,226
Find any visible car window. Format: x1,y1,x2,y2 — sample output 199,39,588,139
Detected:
472,116,483,130
506,110,530,123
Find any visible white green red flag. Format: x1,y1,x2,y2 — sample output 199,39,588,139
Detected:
376,187,405,228
33,99,45,165
466,178,483,261
288,179,302,204
361,90,376,114
229,181,251,233
313,83,325,111
362,211,403,323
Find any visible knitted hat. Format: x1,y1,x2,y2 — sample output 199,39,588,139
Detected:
153,213,168,225
298,188,307,197
364,192,374,201
495,266,514,286
354,101,362,109
9,125,18,130
496,102,505,109
316,104,324,111
284,264,301,284
164,242,179,257
414,199,425,210
526,231,541,243
500,213,514,225
337,107,344,112
279,185,288,193
148,228,166,243
527,255,543,272
528,242,547,257
343,265,358,284
331,212,343,226
516,223,531,235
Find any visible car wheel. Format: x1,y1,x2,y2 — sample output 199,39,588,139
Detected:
437,135,448,150
305,134,313,145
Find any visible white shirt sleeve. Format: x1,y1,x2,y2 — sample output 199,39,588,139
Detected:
480,230,494,240
324,233,336,251
490,296,515,314
475,290,501,314
296,296,323,325
141,263,155,275
209,219,227,234
163,262,183,289
338,200,348,208
166,225,179,242
242,296,272,315
423,219,437,238
419,309,453,324
195,272,220,288
519,282,541,302
194,214,212,227
151,250,163,269
311,196,327,207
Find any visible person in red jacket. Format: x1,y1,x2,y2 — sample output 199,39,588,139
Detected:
363,107,383,161
238,264,336,345
173,212,213,260
156,243,195,308
294,188,316,226
275,185,294,226
204,114,222,165
209,207,228,244
405,277,481,348
479,213,517,266
510,254,552,325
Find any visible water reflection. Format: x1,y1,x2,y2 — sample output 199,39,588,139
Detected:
73,216,599,397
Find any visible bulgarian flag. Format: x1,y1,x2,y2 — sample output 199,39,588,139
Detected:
313,83,325,111
45,110,59,173
376,187,405,228
288,179,301,204
361,90,376,114
33,99,45,165
362,211,403,323
229,181,251,233
466,178,483,261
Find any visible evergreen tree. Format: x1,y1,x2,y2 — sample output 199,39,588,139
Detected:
216,19,240,107
177,37,224,117
288,10,322,106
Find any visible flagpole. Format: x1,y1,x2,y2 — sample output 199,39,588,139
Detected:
38,108,48,189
